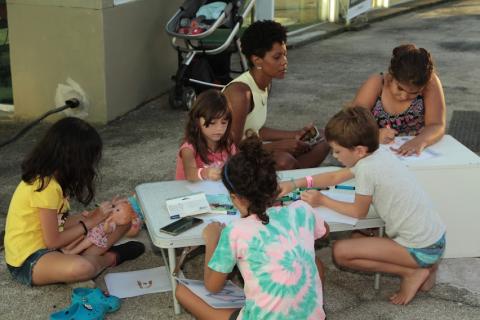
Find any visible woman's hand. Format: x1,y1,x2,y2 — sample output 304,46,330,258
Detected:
391,137,427,156
278,180,295,197
273,139,311,155
202,222,224,246
300,190,325,207
379,127,397,144
295,123,315,140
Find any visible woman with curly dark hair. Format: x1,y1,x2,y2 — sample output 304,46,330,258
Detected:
4,117,144,287
175,133,329,320
223,20,330,170
353,44,446,156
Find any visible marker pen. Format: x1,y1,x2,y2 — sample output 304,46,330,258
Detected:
299,187,329,191
335,185,355,191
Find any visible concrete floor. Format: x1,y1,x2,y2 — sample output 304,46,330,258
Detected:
1,0,479,319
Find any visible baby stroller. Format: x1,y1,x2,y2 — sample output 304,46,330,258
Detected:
165,0,256,110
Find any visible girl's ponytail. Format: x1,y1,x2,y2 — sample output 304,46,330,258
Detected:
222,131,278,224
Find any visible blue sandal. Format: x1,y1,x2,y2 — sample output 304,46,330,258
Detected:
71,288,121,313
50,302,106,320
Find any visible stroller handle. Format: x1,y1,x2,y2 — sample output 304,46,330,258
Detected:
166,0,256,55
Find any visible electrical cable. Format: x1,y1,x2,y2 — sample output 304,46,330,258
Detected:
0,98,80,149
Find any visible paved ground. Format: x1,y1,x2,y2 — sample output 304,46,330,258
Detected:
1,0,479,319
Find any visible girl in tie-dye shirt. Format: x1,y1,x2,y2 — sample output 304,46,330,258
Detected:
175,133,329,320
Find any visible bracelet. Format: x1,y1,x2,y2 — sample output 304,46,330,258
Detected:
306,175,313,188
79,221,88,236
197,168,204,181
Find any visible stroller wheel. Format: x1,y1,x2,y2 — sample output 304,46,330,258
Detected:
169,87,183,109
182,87,196,111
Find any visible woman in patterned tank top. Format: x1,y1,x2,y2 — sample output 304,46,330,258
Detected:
353,44,446,156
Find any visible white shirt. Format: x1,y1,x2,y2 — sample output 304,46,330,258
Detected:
351,148,445,248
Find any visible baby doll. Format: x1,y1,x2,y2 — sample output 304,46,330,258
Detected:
62,197,143,254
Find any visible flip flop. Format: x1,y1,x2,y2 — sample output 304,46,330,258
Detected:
50,302,106,320
71,288,121,313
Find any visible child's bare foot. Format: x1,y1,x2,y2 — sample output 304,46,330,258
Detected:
420,264,438,292
389,268,430,305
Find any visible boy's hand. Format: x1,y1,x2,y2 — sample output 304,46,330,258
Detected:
202,222,224,246
278,180,295,197
300,190,325,207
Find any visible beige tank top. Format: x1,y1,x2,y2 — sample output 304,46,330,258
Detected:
224,71,268,136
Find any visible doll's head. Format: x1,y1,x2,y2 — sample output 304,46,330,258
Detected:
110,200,142,237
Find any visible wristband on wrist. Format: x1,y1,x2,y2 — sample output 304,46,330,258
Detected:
79,221,88,236
306,175,313,188
197,168,204,181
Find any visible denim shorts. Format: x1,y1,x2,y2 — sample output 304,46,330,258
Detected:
407,233,446,268
7,248,58,286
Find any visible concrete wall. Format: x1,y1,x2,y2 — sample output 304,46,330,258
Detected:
7,0,181,123
103,0,178,120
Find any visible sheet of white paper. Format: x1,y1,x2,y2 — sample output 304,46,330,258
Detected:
321,190,355,203
105,267,172,298
176,278,245,309
311,190,358,225
186,181,229,195
381,136,440,162
200,212,240,225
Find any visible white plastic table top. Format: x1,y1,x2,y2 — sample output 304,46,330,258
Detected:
389,135,480,170
135,166,384,250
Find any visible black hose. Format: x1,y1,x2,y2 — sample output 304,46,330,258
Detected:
0,98,80,149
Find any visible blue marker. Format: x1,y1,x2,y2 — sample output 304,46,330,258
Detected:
335,185,355,191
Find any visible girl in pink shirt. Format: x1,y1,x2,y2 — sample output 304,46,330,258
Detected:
176,89,237,181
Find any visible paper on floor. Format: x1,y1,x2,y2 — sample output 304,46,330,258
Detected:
176,278,245,309
105,266,172,298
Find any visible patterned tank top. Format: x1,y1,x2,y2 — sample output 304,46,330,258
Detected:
372,74,425,136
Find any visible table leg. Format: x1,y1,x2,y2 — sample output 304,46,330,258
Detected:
167,247,181,315
374,226,385,290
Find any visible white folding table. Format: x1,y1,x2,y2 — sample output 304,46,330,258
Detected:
136,166,385,315
395,135,480,258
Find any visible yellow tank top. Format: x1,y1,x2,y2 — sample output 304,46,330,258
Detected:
225,71,268,136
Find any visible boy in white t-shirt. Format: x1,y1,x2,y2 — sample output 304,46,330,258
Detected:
280,107,446,305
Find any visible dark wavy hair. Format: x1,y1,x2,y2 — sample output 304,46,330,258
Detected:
21,117,102,205
241,20,287,68
325,107,379,153
221,132,278,224
389,44,434,87
184,89,234,164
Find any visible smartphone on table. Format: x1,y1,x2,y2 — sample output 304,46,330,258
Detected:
159,216,203,236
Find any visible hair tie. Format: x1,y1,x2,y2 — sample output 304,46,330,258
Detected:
223,161,237,193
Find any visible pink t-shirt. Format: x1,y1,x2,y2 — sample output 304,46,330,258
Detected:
175,142,237,180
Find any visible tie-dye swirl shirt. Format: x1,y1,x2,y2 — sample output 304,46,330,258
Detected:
208,201,327,320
